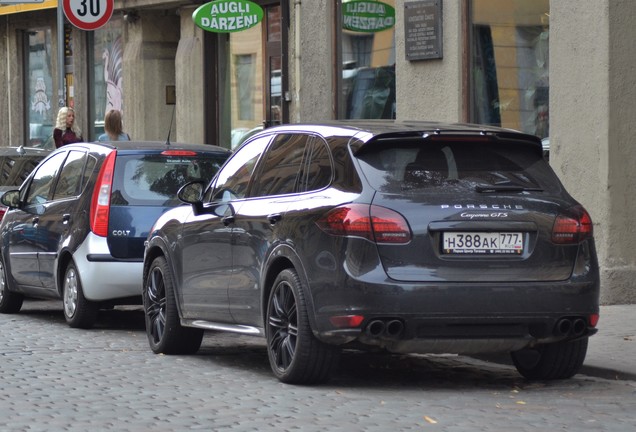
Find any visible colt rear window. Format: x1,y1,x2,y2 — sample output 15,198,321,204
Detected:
356,140,562,194
111,153,227,206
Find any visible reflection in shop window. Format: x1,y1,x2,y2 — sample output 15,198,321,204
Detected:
470,0,549,139
91,17,125,139
26,28,55,149
235,54,255,121
337,0,396,120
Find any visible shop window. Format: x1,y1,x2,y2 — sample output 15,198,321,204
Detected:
470,0,549,138
90,17,125,139
25,28,55,149
337,0,396,120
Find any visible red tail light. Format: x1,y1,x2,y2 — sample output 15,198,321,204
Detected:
552,205,593,244
0,207,6,221
316,204,411,244
90,151,117,237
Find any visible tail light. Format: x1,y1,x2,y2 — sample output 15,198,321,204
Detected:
0,207,6,221
90,151,117,237
316,204,411,244
551,205,593,244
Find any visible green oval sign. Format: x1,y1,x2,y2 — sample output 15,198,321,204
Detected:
193,0,264,33
342,0,395,33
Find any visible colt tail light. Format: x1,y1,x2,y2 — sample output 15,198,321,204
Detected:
90,151,117,237
551,205,593,244
316,204,412,244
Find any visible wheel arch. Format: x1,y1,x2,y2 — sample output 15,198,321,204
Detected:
261,244,316,330
143,237,185,318
56,250,74,297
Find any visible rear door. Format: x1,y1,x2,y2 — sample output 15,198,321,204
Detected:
355,137,578,283
36,150,93,288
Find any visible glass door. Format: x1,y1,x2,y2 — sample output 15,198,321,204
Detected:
216,1,286,150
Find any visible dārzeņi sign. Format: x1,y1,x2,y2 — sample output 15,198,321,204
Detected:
193,0,264,33
342,0,395,33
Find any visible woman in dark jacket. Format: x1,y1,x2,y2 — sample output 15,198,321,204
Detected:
53,107,83,148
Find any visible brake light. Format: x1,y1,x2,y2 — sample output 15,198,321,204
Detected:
161,150,197,156
90,151,117,237
0,207,6,220
316,204,411,244
551,205,593,244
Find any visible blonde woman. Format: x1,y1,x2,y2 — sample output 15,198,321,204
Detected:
53,107,83,148
98,109,130,141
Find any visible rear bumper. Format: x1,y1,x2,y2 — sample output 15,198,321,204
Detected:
73,232,143,301
309,279,599,354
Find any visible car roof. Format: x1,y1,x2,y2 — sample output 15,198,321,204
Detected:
0,146,52,157
59,141,230,154
250,120,543,154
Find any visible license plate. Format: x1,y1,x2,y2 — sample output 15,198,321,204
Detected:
442,232,523,254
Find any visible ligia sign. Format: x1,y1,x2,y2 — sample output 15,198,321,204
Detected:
193,0,264,33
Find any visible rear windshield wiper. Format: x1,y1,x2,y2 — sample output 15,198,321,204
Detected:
475,184,544,193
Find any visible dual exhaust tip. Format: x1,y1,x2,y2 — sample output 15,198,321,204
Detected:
554,317,587,338
365,318,405,339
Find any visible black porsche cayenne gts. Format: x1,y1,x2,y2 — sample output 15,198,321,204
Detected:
142,121,600,384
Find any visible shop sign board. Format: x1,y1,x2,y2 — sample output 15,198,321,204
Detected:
63,0,114,31
193,0,264,33
342,0,395,33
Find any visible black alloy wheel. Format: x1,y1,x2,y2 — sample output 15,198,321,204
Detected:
144,256,203,354
266,268,339,384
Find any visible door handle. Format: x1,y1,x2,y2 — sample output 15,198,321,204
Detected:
267,213,282,225
62,214,71,223
32,217,39,227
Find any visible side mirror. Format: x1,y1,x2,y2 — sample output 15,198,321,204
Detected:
0,190,21,209
177,181,205,215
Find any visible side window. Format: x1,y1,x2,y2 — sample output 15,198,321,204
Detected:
251,134,308,197
81,155,98,193
23,152,66,206
53,150,86,200
207,135,271,202
300,137,332,192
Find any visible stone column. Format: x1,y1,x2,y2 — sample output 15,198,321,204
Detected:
395,0,463,122
551,0,636,303
123,10,179,142
175,6,205,145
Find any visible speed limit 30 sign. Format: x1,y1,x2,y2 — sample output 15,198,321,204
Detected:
63,0,114,31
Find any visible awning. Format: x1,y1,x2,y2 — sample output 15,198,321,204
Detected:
0,0,57,16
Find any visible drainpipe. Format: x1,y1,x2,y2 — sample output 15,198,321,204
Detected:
57,3,65,108
294,0,301,122
5,15,11,138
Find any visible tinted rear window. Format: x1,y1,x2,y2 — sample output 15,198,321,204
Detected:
111,153,227,206
356,140,561,194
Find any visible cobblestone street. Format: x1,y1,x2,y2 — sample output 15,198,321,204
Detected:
1,300,634,431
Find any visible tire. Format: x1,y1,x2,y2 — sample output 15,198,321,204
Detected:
0,258,23,314
143,256,203,354
63,262,99,329
511,338,589,380
265,268,339,384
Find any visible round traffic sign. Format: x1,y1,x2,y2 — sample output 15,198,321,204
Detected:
63,0,114,31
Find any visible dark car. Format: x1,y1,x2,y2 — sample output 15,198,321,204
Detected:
0,141,230,329
142,121,599,384
0,146,52,219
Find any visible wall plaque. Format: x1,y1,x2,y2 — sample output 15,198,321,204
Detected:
404,0,443,61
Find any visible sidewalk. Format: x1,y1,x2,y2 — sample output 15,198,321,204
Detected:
476,304,636,381
580,304,636,381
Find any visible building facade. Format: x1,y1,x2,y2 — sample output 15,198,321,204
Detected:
1,0,635,304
